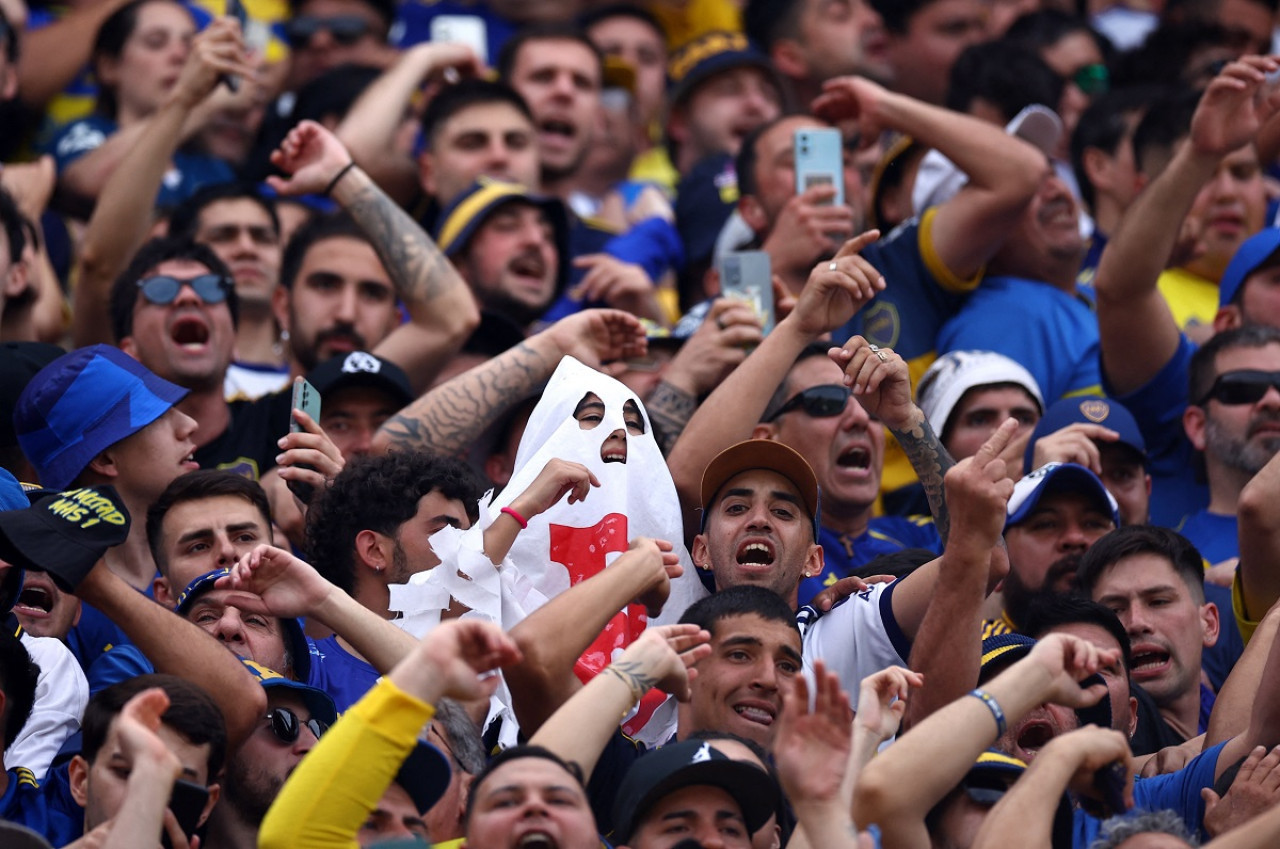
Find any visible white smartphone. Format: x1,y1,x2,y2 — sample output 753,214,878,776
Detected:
430,14,488,65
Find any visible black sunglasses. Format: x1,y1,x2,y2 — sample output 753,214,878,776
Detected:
1196,370,1280,406
767,384,851,421
137,274,231,306
285,15,373,48
264,707,327,744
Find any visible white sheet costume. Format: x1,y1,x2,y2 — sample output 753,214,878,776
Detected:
391,357,708,745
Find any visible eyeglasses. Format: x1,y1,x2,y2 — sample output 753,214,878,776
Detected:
284,15,374,48
1196,370,1280,406
264,707,327,744
137,274,232,306
766,384,851,421
1070,63,1109,96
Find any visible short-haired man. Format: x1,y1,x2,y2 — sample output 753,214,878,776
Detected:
434,180,572,330
1079,525,1220,743
284,0,397,92
744,0,893,104
308,351,413,460
867,0,988,105
168,183,288,400
497,24,604,199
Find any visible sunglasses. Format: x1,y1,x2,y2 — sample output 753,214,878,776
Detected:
1070,63,1109,96
767,384,851,421
137,274,231,306
285,15,374,48
264,707,328,744
1196,370,1280,406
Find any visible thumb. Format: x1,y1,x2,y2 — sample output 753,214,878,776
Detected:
834,229,881,259
1201,786,1220,812
573,253,606,268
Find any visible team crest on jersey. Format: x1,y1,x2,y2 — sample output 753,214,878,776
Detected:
863,301,900,348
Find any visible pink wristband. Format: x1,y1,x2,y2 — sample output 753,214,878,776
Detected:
501,506,528,529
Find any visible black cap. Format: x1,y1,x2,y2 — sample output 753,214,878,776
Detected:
0,342,66,450
306,352,413,410
0,486,131,592
612,740,779,842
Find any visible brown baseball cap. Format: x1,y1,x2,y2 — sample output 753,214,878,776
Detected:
699,440,820,535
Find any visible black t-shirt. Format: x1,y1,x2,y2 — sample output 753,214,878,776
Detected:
1128,682,1187,756
194,390,293,479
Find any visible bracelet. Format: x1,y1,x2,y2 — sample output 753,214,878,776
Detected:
500,506,528,529
324,161,357,196
968,689,1007,736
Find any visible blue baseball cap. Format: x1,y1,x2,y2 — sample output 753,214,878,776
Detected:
1024,397,1146,471
14,345,188,490
179,570,313,683
1220,228,1280,307
1006,463,1120,530
433,179,570,290
241,658,337,727
666,31,783,108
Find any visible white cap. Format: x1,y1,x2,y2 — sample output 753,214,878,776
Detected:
916,350,1044,436
1006,462,1120,529
911,104,1063,214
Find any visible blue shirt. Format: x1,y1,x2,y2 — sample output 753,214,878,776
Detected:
938,275,1103,402
1,765,83,846
801,516,941,607
1073,742,1225,846
1108,334,1208,528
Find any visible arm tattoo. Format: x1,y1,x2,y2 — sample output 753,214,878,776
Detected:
888,409,956,542
379,341,553,456
342,172,459,304
646,381,698,456
604,660,658,702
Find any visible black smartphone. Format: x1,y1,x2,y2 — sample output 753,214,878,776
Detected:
161,778,209,849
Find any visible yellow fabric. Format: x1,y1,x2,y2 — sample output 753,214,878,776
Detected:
649,0,742,49
919,207,984,295
1157,267,1218,332
630,146,679,195
259,679,436,849
190,0,290,63
1232,569,1260,646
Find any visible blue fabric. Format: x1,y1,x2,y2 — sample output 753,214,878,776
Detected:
67,602,132,675
1,765,82,845
1073,742,1225,846
309,634,381,713
1108,335,1208,528
603,217,685,285
389,1,516,62
802,517,941,607
833,219,968,368
45,114,234,209
937,275,1102,402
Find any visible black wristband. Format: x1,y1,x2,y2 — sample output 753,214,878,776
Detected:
324,161,357,196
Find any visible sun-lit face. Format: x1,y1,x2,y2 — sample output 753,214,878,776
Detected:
157,494,272,603
465,756,599,849
572,391,646,465
505,38,602,182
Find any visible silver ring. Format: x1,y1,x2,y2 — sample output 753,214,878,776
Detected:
868,344,888,363
828,261,839,271
716,316,726,330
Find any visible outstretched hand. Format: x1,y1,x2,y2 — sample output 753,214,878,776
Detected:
788,231,885,338
828,334,912,429
775,660,855,803
267,120,356,196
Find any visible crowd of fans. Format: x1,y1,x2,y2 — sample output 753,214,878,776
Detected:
7,0,1280,847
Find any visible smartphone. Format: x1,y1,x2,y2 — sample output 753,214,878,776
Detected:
220,0,247,92
794,128,845,208
287,377,321,504
161,779,209,849
290,376,320,434
430,14,488,65
1082,760,1129,820
717,251,774,336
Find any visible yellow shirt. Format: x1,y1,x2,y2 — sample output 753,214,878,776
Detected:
1157,267,1218,333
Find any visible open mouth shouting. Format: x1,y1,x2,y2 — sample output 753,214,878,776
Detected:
732,698,778,728
1129,642,1171,682
735,539,777,573
170,314,211,352
601,431,627,464
1011,716,1058,762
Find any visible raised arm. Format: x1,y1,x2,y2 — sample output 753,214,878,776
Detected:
971,726,1133,849
1235,447,1280,631
666,233,885,527
1095,56,1280,395
813,76,1044,280
853,633,1114,849
529,624,709,778
72,17,254,348
902,420,1017,726
76,561,266,751
505,537,682,733
335,42,482,206
17,0,132,109
373,308,646,457
268,120,480,394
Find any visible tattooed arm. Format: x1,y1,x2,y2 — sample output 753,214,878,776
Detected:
646,381,698,456
373,308,647,456
268,120,480,394
529,622,710,780
829,336,955,540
